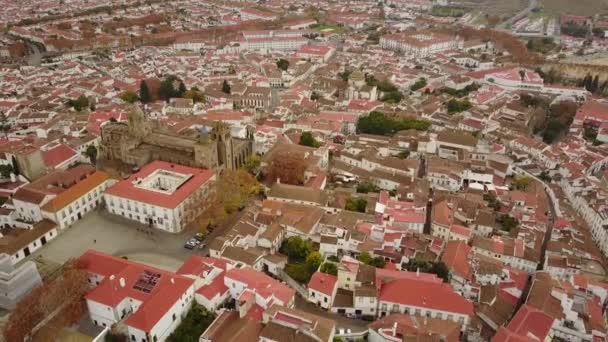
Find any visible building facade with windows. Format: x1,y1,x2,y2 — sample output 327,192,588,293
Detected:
80,250,195,342
104,161,216,233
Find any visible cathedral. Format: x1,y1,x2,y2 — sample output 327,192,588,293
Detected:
99,107,254,172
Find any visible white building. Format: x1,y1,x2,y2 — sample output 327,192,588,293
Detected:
380,31,463,57
104,161,216,233
81,250,195,342
41,171,114,229
308,271,338,310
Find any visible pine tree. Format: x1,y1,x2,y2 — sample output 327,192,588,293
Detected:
178,81,187,97
591,75,600,94
583,74,593,92
222,80,231,94
139,80,151,103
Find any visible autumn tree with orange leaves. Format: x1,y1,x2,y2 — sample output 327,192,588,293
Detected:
457,27,544,65
4,259,89,342
266,151,308,185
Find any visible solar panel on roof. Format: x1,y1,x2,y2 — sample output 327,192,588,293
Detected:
133,270,161,293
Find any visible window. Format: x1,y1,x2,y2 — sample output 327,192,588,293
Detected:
172,313,176,321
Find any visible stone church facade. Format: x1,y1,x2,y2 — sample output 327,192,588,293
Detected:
99,107,253,172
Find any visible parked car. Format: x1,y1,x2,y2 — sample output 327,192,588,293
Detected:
194,233,205,241
184,238,201,250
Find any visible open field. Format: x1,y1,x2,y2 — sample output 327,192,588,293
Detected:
540,0,608,16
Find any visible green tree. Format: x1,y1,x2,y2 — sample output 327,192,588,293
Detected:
511,174,530,190
178,81,187,97
139,80,152,103
356,111,430,135
410,78,427,91
358,251,372,264
345,197,367,212
281,236,311,262
338,69,351,82
397,150,410,159
83,145,98,165
381,91,403,104
185,89,205,103
483,192,501,211
244,154,261,174
369,256,385,268
305,251,323,273
159,75,184,101
327,255,339,262
499,214,518,232
357,181,380,193
0,113,11,137
543,119,565,143
0,164,12,178
221,80,231,94
119,90,139,104
299,131,320,148
276,58,290,71
431,261,450,282
167,304,215,342
68,95,89,111
320,262,338,275
447,98,472,114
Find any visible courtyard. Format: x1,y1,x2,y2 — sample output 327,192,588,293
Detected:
25,209,202,273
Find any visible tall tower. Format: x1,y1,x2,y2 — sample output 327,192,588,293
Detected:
127,106,151,139
211,121,234,170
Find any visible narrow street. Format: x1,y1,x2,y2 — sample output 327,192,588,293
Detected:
294,297,368,332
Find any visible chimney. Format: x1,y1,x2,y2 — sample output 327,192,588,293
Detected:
416,267,419,277
171,278,175,284
109,274,115,281
119,277,126,288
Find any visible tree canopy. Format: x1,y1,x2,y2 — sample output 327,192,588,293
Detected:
299,131,321,148
222,80,231,94
276,58,290,71
67,95,89,111
139,80,152,103
159,75,186,101
83,145,98,165
320,262,338,276
357,252,386,268
345,197,367,213
120,90,139,104
357,111,430,135
410,78,427,91
266,151,307,185
447,98,472,114
167,304,215,342
5,259,89,342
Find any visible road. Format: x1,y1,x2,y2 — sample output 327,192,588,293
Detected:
294,296,368,332
497,0,538,30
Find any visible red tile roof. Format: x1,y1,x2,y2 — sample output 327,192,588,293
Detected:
441,240,472,281
80,250,194,333
308,272,337,296
379,277,474,316
492,305,553,342
105,160,215,209
87,111,126,136
224,267,295,306
42,144,77,168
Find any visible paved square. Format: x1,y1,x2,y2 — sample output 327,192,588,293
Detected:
25,209,199,272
